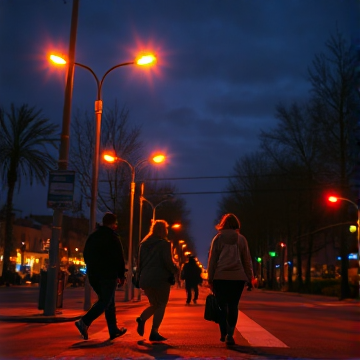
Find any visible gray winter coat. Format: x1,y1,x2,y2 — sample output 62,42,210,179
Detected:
207,229,253,283
137,235,178,289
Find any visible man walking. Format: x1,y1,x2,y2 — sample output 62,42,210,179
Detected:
75,212,127,341
181,255,202,305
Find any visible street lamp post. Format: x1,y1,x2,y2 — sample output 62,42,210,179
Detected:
328,196,360,298
50,54,156,309
103,153,165,301
141,196,171,223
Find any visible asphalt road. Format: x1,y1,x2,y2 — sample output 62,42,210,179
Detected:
0,285,359,360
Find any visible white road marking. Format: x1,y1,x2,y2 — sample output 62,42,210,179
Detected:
237,311,288,348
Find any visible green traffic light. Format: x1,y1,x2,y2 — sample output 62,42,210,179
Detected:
256,257,262,262
269,251,277,257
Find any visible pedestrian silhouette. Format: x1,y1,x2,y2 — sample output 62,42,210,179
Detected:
207,213,254,346
135,220,178,342
74,212,127,341
181,255,202,305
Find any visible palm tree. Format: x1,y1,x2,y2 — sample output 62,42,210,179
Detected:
0,104,59,284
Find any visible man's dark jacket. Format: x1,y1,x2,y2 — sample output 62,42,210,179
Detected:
83,226,126,280
181,258,202,286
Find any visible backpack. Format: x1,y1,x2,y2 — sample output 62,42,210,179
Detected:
217,237,242,271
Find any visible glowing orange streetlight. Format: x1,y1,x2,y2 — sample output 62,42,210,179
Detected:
103,152,165,301
172,223,181,229
50,52,156,306
136,54,157,65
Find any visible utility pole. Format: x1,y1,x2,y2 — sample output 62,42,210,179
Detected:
44,0,79,316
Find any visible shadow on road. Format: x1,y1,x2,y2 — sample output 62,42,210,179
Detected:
136,340,181,359
70,339,114,349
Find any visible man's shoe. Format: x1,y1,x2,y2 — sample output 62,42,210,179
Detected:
136,317,145,336
149,331,167,342
75,319,89,340
225,335,235,345
109,327,127,340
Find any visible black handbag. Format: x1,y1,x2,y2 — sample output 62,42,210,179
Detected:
204,293,220,323
168,274,176,285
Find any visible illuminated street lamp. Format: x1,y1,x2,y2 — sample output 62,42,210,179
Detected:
328,195,360,298
103,153,165,301
51,53,156,309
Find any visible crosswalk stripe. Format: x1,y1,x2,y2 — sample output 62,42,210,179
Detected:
237,311,288,348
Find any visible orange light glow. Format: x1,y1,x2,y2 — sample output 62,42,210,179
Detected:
136,54,157,66
172,223,181,229
152,154,165,163
328,196,338,203
50,54,66,65
104,154,117,163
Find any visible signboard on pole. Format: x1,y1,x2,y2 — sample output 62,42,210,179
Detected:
47,170,75,209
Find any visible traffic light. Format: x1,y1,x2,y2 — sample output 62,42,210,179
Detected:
256,257,262,262
269,251,277,257
349,225,357,233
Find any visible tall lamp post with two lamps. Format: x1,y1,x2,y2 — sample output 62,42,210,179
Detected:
103,153,166,301
50,53,156,309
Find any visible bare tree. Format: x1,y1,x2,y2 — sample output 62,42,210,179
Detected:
308,29,360,299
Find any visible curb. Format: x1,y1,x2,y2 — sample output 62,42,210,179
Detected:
0,314,82,323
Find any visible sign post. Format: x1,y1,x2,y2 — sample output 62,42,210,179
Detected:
47,171,76,210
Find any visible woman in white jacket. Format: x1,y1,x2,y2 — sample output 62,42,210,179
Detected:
207,213,254,345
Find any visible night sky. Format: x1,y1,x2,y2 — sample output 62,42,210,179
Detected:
0,0,358,266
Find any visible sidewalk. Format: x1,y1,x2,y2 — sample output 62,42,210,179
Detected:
0,285,136,323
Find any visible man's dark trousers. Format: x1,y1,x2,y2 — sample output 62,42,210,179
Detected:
82,276,118,334
185,282,199,303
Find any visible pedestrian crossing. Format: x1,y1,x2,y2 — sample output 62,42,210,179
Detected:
237,311,288,348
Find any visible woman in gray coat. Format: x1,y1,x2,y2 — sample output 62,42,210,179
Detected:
135,220,178,341
207,213,254,345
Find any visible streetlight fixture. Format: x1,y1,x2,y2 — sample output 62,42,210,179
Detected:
328,195,360,298
141,195,172,223
103,153,166,301
50,52,156,309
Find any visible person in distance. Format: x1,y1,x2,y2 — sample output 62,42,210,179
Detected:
180,254,202,305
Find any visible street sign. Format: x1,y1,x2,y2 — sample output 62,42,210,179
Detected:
47,170,75,209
